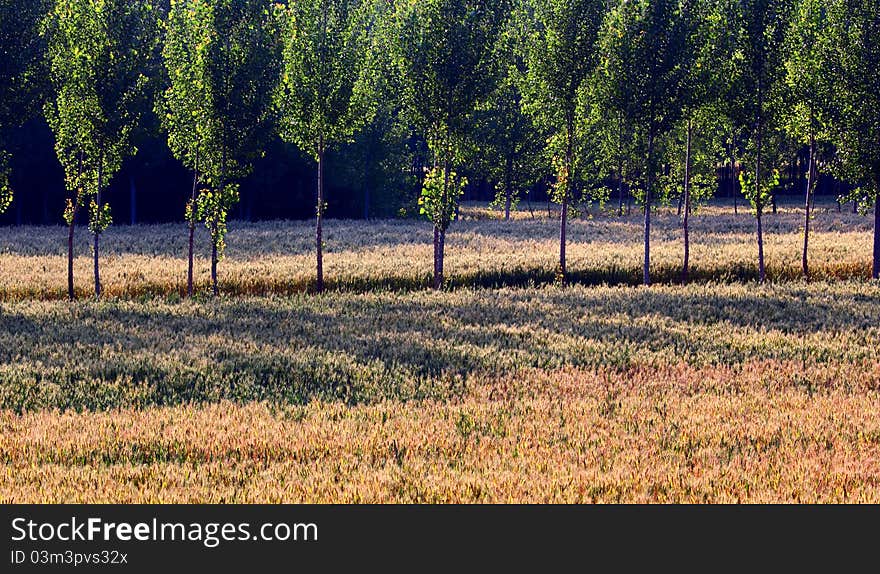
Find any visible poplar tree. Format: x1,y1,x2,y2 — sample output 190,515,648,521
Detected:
389,0,508,289
44,0,160,299
597,0,692,285
728,0,790,284
276,0,376,293
161,0,280,296
521,0,604,283
827,0,880,280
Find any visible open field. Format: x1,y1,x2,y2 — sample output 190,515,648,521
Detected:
0,199,874,299
1,201,879,502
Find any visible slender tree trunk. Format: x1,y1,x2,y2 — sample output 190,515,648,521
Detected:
316,145,325,293
756,131,766,284
617,114,625,217
559,114,574,284
802,128,816,280
729,140,738,215
67,205,77,301
504,155,513,221
682,119,692,285
644,131,654,286
211,238,218,297
187,154,199,298
434,159,452,290
94,154,103,298
437,227,446,289
874,182,880,280
433,226,440,289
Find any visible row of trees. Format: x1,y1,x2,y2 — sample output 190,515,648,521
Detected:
1,0,878,300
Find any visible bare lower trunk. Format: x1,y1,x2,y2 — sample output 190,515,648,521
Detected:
437,228,445,289
433,226,446,289
316,148,325,293
211,238,218,297
757,208,766,283
617,115,625,217
756,103,766,284
682,119,692,284
187,220,195,297
644,132,654,286
187,161,199,298
802,131,816,279
559,114,574,284
560,195,568,282
94,156,103,298
432,159,452,290
93,233,100,298
874,184,880,280
67,212,76,301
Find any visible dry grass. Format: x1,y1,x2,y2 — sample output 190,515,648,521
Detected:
3,362,880,503
1,200,879,502
0,199,874,300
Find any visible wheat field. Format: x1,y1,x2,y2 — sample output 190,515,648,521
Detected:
1,200,879,502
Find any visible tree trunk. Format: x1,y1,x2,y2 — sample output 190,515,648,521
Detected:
437,227,446,289
187,159,198,298
211,238,218,297
559,114,574,284
433,159,452,290
93,154,103,298
316,146,325,293
433,226,440,289
644,131,654,286
617,114,625,217
756,134,765,284
874,183,880,280
802,129,816,280
682,119,692,284
67,206,77,301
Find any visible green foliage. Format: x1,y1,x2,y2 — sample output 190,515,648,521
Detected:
161,0,281,258
739,167,781,212
43,0,160,231
469,13,547,214
389,0,508,229
276,0,376,161
159,0,216,178
826,0,880,202
88,199,113,235
783,0,833,143
418,167,466,226
196,183,240,259
596,0,694,207
521,0,604,202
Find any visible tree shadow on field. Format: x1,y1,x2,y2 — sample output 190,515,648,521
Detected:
2,283,877,413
